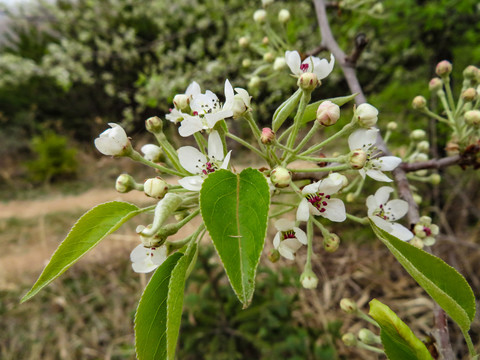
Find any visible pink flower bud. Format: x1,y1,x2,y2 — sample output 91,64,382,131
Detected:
261,127,275,144
436,60,452,77
316,100,340,126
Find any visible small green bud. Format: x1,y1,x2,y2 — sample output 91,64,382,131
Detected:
273,57,286,71
324,233,340,253
262,36,269,45
253,9,267,24
242,58,251,68
270,166,291,188
268,248,280,263
465,110,480,126
412,96,427,109
263,52,274,63
349,149,367,169
340,298,358,314
278,9,290,23
461,88,477,102
417,140,430,153
429,77,443,92
248,76,261,90
436,60,452,77
430,173,441,185
144,177,169,199
173,94,190,111
300,269,319,289
358,329,379,345
410,129,426,141
115,174,138,193
342,333,357,346
413,193,422,204
387,121,397,131
346,193,356,203
355,103,379,128
261,0,273,7
297,72,319,91
463,65,480,80
145,116,163,133
238,36,249,48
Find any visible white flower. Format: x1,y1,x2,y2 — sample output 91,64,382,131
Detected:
94,123,129,156
166,108,185,124
232,87,252,118
141,144,162,162
273,219,307,260
366,186,413,241
178,79,234,137
130,244,167,273
285,50,335,80
166,81,202,123
296,173,347,222
348,128,402,182
177,130,231,191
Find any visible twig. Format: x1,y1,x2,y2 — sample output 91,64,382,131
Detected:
400,155,461,172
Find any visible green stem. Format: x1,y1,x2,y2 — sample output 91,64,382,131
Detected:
194,132,207,154
443,76,456,113
285,90,311,152
421,108,450,125
300,120,357,156
153,132,183,172
462,329,477,358
305,217,314,268
346,213,369,225
311,217,330,238
277,126,293,142
269,206,295,218
288,164,350,173
356,310,380,327
285,121,321,163
357,342,385,354
225,132,268,161
128,150,186,177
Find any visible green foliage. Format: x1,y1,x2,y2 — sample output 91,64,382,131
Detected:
178,245,340,360
370,220,476,333
24,131,78,183
21,201,141,302
369,299,433,360
200,168,270,307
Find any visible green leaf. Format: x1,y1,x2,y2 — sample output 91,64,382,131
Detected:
301,93,358,124
369,299,433,360
370,220,476,333
135,253,182,360
166,242,197,360
21,201,140,302
272,88,302,132
200,168,270,308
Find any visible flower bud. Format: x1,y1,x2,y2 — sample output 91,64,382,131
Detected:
412,95,427,109
461,88,477,102
349,149,367,169
387,121,398,131
346,193,356,203
262,36,269,45
238,36,249,48
416,140,430,153
465,110,480,126
297,72,319,91
463,65,479,80
144,177,168,199
173,94,190,111
262,0,273,7
248,76,261,90
115,174,137,193
342,333,357,347
355,103,378,128
278,9,290,23
263,52,274,63
261,127,275,144
273,57,287,71
324,233,340,252
145,116,163,133
410,129,426,141
413,193,422,204
300,269,318,289
429,77,443,92
436,60,452,77
232,88,251,119
329,172,348,188
242,59,251,68
316,100,340,126
358,329,380,345
94,123,131,156
270,166,291,188
429,173,441,185
340,298,358,314
268,248,280,263
141,144,162,162
253,9,267,24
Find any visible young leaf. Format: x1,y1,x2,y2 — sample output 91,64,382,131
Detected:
135,253,182,360
200,168,270,308
369,299,433,360
166,242,197,360
370,220,476,333
21,201,140,302
301,93,358,124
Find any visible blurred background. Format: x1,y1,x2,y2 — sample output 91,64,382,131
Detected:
1,0,479,359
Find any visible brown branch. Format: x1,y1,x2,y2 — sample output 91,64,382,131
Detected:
305,45,329,57
345,33,369,66
401,155,461,172
312,0,455,357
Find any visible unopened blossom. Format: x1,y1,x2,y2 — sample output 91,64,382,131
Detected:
297,173,347,222
316,100,340,126
366,186,413,241
177,130,231,191
273,219,307,260
355,103,378,128
231,87,252,118
94,123,130,156
141,144,162,162
178,79,234,137
173,81,201,111
285,50,335,81
130,244,167,273
348,128,401,182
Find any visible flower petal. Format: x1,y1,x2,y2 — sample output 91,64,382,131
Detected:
150,246,168,265
205,109,233,128
296,198,310,221
302,182,319,194
366,169,393,182
186,81,201,97
132,259,160,273
273,232,281,249
322,198,346,222
390,223,414,241
285,50,301,76
178,115,205,137
313,53,335,80
385,199,409,221
207,130,224,161
375,156,402,171
220,150,232,170
178,146,206,174
374,186,394,205
348,128,378,151
223,79,235,109
130,244,149,263
370,215,393,233
275,218,295,231
178,175,204,191
293,226,307,244
318,175,344,195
